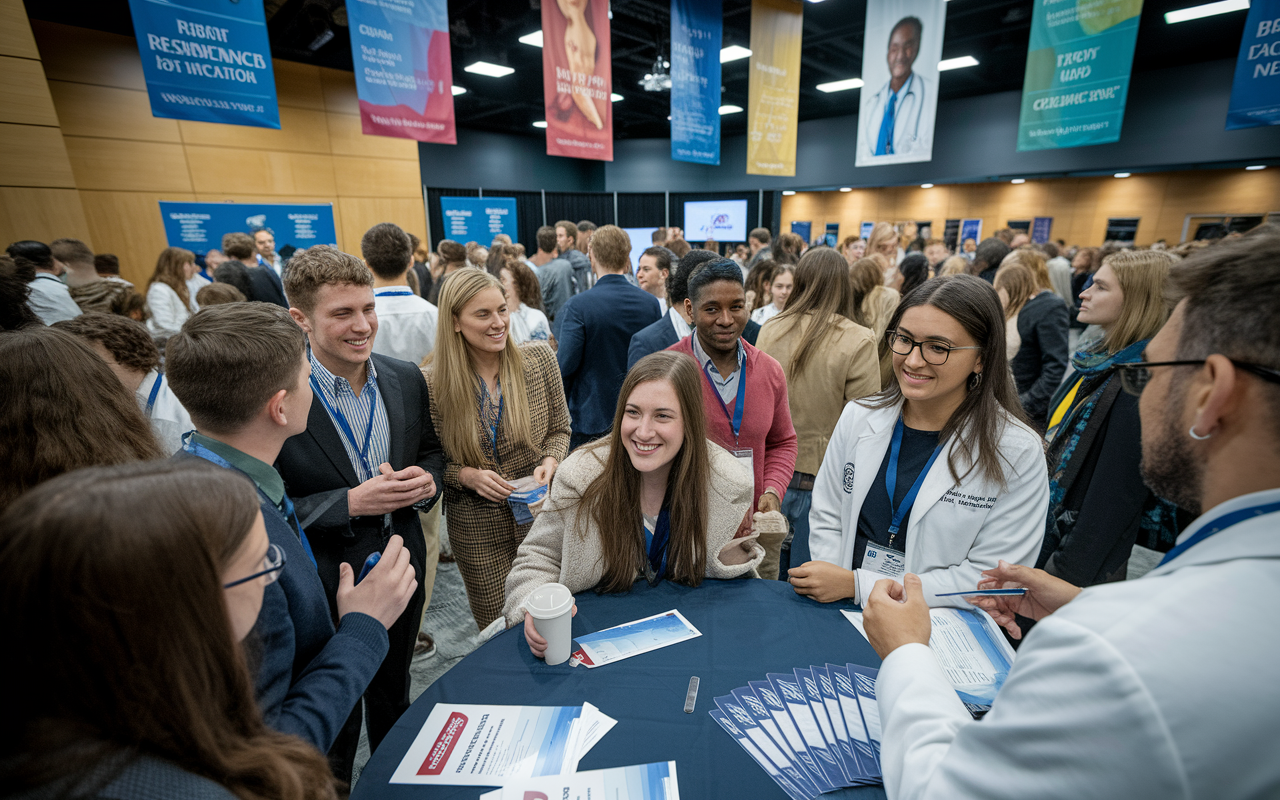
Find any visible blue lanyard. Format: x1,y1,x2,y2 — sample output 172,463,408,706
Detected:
310,374,378,479
884,417,946,547
477,377,504,464
181,434,317,569
376,289,414,297
1157,500,1280,568
145,373,164,416
643,508,671,584
702,355,747,443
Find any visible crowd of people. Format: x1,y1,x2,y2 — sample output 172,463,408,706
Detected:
2,214,1278,799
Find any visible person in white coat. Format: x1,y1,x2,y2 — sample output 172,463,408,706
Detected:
861,234,1280,800
857,17,933,164
789,274,1047,607
146,246,198,338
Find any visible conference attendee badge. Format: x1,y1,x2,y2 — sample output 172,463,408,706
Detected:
862,544,906,578
731,449,754,478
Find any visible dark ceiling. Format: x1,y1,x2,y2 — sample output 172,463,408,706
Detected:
27,0,1249,140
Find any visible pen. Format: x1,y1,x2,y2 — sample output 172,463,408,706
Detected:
935,587,1028,597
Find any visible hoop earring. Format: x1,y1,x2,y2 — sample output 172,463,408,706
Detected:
968,372,983,390
1188,426,1212,441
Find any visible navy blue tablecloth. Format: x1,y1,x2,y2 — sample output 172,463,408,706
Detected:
352,578,887,800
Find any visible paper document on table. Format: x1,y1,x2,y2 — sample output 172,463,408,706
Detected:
389,702,615,785
478,761,680,800
569,609,701,668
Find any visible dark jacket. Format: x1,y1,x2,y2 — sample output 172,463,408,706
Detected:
627,315,760,371
1012,291,1070,424
246,263,287,308
562,248,592,294
540,257,576,321
555,274,662,436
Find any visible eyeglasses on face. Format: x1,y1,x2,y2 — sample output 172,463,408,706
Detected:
1116,359,1280,396
887,331,981,366
223,542,286,589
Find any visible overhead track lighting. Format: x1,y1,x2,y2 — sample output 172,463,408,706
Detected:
720,45,752,63
451,85,467,96
1165,0,1250,23
518,30,543,47
938,56,979,71
719,104,744,115
465,61,515,78
816,78,864,93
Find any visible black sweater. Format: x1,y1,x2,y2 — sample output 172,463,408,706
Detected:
1012,291,1070,424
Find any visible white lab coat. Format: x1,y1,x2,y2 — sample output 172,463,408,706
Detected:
808,400,1048,606
136,370,194,456
857,72,931,164
146,282,193,338
875,488,1280,800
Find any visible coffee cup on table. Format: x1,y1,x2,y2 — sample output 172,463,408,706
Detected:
524,583,575,665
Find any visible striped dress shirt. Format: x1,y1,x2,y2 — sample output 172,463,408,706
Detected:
309,352,391,483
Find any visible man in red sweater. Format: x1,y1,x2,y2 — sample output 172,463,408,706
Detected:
668,259,798,527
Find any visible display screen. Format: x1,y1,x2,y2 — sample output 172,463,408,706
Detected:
622,228,660,270
684,199,748,241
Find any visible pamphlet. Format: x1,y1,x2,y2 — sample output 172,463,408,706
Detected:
569,609,701,668
390,702,616,785
478,761,680,800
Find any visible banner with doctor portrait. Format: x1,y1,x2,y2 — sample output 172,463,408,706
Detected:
855,0,946,167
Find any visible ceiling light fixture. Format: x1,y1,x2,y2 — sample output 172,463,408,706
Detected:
782,191,796,196
720,45,752,63
532,120,548,128
719,104,744,115
1011,178,1025,184
451,85,467,96
921,183,935,188
1114,172,1131,178
938,56,979,71
839,187,852,192
1165,0,1249,24
1245,165,1266,170
465,61,514,78
518,30,543,47
816,77,865,93
611,93,623,102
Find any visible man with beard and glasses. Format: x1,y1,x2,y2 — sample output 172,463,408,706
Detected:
859,234,1280,799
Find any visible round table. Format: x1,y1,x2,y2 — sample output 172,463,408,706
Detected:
353,578,887,800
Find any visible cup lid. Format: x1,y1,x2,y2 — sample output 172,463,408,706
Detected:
524,582,573,619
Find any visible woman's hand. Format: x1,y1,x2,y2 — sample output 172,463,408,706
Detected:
460,467,514,502
534,457,558,486
523,605,577,660
968,560,1082,639
787,561,858,604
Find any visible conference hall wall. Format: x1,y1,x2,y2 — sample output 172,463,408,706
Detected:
1,12,427,287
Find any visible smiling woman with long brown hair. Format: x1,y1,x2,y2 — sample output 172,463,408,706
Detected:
0,460,337,799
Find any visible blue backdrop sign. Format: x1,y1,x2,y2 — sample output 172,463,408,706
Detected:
158,202,336,256
959,218,983,245
790,220,812,242
1031,216,1054,243
670,0,722,165
129,0,280,128
440,197,518,243
1227,0,1280,129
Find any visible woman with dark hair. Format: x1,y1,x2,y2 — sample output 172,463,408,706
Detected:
789,275,1049,606
500,258,554,346
849,255,901,388
0,327,163,511
0,460,338,798
146,246,198,337
892,253,930,299
428,239,469,305
750,263,794,325
503,352,764,656
743,258,776,316
757,248,881,568
0,254,42,330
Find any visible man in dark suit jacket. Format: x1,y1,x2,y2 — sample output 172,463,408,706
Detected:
555,226,662,449
275,247,444,782
222,231,287,307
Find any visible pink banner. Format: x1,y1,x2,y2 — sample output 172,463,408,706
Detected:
542,0,613,160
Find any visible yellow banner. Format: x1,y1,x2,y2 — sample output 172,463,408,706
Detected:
746,0,803,176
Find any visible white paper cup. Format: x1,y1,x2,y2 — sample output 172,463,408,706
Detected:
524,582,574,665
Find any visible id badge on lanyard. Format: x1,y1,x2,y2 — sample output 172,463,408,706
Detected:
703,356,751,477
731,449,753,478
862,543,906,578
861,417,945,579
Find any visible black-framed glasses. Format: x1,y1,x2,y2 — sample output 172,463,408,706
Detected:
887,331,981,366
223,543,286,589
1116,360,1280,396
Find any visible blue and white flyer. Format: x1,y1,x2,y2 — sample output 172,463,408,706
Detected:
478,761,680,800
390,702,616,785
569,609,701,668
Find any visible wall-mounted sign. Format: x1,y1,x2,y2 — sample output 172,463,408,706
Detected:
158,201,336,255
439,196,518,242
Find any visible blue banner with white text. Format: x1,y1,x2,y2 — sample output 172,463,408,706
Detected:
128,0,279,128
158,202,335,256
670,0,722,165
440,197,519,243
790,220,812,242
1227,0,1280,129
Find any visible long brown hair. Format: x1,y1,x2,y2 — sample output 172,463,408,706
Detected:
575,352,711,593
769,247,854,379
503,259,544,312
0,328,164,511
0,460,337,799
148,246,194,310
994,263,1036,319
847,256,885,328
864,275,1034,487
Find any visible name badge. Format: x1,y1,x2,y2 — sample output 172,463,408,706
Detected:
731,448,753,478
862,544,906,578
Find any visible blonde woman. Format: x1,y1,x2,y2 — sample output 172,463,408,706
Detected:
146,246,198,337
998,247,1069,424
937,255,968,277
423,270,571,629
850,255,901,388
866,221,901,266
994,263,1036,361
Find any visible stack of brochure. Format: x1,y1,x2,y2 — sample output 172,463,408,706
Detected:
479,762,680,800
710,665,885,798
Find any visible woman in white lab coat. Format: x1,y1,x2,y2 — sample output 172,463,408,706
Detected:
146,246,199,338
789,274,1048,607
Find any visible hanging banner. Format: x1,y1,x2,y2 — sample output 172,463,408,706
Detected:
1015,0,1143,151
670,0,723,165
346,0,456,143
128,0,279,128
745,0,803,176
855,0,945,167
158,202,336,256
543,0,613,160
1227,0,1280,129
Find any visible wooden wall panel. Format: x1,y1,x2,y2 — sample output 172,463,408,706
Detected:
178,106,332,153
333,156,421,198
327,112,418,160
0,56,60,126
63,136,192,192
336,197,427,255
49,81,181,142
184,146,336,196
319,67,361,114
0,0,40,59
78,190,196,286
273,60,326,111
0,123,78,188
31,21,144,90
0,187,92,247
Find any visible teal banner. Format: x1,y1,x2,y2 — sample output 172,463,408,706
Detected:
1016,0,1143,151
